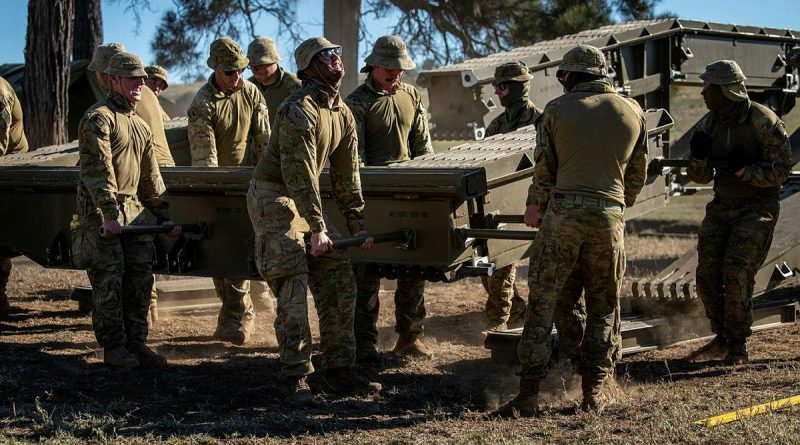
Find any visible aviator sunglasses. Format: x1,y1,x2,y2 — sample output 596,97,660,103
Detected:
319,47,343,60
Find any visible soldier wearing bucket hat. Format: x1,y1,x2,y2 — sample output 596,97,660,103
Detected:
247,37,301,119
144,65,171,121
188,37,271,347
687,59,791,365
76,51,181,370
248,36,381,402
345,35,433,363
480,61,543,337
492,44,648,417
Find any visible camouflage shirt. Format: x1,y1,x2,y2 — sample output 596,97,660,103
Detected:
529,80,647,210
687,100,791,200
137,85,175,167
485,100,542,137
249,66,301,124
0,76,28,156
188,75,271,167
252,82,365,234
345,78,432,166
77,91,170,223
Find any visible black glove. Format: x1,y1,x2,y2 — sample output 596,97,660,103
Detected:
689,131,713,161
727,145,747,173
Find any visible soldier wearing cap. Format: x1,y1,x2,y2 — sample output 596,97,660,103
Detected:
144,65,171,121
687,60,791,364
73,51,181,369
188,37,271,346
0,75,28,313
345,35,433,363
493,45,648,416
248,36,380,402
247,37,301,121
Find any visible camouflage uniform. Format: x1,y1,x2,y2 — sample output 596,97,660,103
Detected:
483,62,543,330
144,65,171,121
71,53,171,362
188,38,271,341
688,61,791,358
248,37,364,378
247,37,301,122
0,76,28,311
345,35,433,357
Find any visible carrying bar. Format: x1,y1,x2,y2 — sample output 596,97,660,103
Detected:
306,229,415,251
487,214,525,225
100,223,207,237
457,227,538,241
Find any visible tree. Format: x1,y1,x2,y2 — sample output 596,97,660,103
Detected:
73,0,103,61
24,0,74,149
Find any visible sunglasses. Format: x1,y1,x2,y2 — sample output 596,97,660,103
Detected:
319,47,342,60
223,68,243,76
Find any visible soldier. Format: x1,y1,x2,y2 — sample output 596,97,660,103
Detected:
0,75,28,313
688,60,791,364
144,65,171,121
188,37,271,346
73,52,181,369
345,35,433,362
493,45,647,416
247,37,301,121
247,36,380,402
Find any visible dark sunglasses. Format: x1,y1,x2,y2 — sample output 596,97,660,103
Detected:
319,47,342,60
223,69,243,76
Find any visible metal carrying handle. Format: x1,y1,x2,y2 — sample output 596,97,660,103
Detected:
99,223,207,236
305,229,415,251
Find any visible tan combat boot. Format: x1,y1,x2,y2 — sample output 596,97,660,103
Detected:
491,378,539,418
391,334,433,359
323,367,382,396
128,343,168,368
581,374,605,412
486,321,508,332
281,376,315,405
725,340,749,364
213,317,253,346
356,343,381,365
104,346,140,370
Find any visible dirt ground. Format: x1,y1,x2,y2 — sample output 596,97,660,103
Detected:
2,194,800,444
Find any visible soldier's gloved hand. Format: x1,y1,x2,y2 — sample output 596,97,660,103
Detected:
162,220,182,238
354,229,374,250
100,219,122,239
310,231,333,257
524,204,542,229
728,145,747,176
689,131,713,161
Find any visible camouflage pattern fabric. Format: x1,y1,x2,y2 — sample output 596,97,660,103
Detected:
187,76,270,167
491,61,533,86
346,79,432,166
696,198,778,340
213,277,255,330
247,180,357,376
249,66,301,123
485,100,541,138
688,100,789,341
518,200,625,381
137,86,174,167
353,264,426,348
0,76,28,156
481,264,525,326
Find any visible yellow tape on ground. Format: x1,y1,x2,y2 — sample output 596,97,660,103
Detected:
694,395,800,427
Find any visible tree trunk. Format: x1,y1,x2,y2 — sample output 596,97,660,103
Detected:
73,0,102,61
324,0,361,96
24,0,74,149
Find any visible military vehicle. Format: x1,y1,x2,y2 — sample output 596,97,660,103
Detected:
0,18,798,355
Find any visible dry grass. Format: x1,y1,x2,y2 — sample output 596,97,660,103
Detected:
2,194,799,444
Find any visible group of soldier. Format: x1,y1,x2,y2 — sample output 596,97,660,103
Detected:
0,30,792,416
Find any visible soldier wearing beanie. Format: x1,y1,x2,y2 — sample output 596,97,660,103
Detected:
74,51,181,370
493,45,648,417
187,37,271,346
687,60,791,364
247,37,301,120
345,35,434,363
248,37,380,403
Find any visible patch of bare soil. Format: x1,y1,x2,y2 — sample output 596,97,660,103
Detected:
2,194,799,444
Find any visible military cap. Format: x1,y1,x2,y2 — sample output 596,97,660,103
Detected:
145,65,169,87
699,60,747,85
295,36,340,72
104,52,147,78
360,35,415,73
248,37,282,66
207,37,249,71
557,45,608,76
492,61,533,86
88,42,126,72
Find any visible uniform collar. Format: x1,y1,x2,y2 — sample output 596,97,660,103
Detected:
108,91,136,113
307,83,343,110
208,73,242,98
571,79,615,94
364,75,399,96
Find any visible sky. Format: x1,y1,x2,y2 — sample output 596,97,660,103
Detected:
0,0,798,79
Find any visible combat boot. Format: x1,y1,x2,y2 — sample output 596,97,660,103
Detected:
581,374,605,412
491,378,539,418
356,343,381,365
280,376,315,405
213,323,250,346
103,346,140,370
507,301,526,329
486,321,508,332
128,343,168,368
323,367,382,396
690,335,728,359
391,335,433,359
725,340,749,364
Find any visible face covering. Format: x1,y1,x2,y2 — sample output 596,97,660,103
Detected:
702,84,732,112
299,56,345,99
500,81,528,108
